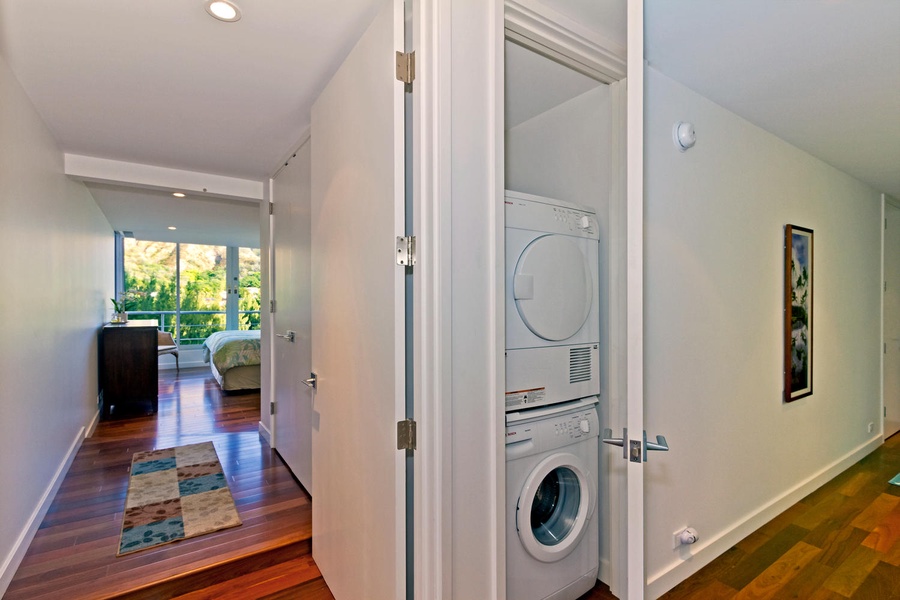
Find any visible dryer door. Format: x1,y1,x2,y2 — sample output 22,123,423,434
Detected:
516,451,596,563
513,235,593,341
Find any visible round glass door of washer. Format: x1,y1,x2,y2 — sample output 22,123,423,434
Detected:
513,235,593,341
516,452,596,563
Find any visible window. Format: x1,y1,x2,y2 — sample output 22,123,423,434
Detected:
121,239,260,346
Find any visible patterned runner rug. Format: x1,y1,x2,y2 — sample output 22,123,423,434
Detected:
118,441,242,556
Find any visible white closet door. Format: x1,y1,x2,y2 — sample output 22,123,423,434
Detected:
309,0,406,597
272,139,313,491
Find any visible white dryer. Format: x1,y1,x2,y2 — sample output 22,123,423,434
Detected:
506,397,600,600
505,190,600,411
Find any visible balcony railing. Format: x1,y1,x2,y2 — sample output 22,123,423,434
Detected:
126,310,261,346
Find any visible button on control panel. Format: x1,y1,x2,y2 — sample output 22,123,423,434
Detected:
551,207,596,234
553,409,595,439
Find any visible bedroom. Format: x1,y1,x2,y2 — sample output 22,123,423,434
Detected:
93,181,264,391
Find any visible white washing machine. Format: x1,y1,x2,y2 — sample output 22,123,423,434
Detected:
506,397,600,600
505,190,600,411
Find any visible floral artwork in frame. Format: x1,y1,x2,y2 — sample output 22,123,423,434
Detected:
784,224,813,402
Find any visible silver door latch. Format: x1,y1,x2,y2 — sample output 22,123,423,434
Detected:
302,372,317,390
603,428,669,463
275,330,295,343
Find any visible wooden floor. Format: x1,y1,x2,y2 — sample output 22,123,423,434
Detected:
4,367,332,600
10,370,900,600
580,433,900,600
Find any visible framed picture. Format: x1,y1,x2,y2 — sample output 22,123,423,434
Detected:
784,224,814,402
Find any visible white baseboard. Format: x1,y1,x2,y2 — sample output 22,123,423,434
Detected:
86,408,100,438
0,426,87,596
646,435,883,599
259,420,272,447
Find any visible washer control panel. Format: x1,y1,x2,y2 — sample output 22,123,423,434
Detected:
552,408,596,440
505,400,600,458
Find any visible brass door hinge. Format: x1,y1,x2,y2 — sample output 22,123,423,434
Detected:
396,51,415,87
397,419,417,451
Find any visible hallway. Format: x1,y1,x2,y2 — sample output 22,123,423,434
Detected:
4,367,330,599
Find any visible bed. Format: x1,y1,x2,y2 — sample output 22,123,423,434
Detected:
202,330,262,391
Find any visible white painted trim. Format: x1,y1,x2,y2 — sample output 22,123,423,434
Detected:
0,426,86,597
625,2,644,599
64,154,264,201
606,78,628,597
646,436,883,598
504,0,626,83
882,193,887,439
258,419,273,447
85,408,100,438
491,0,506,596
264,177,276,450
412,0,453,596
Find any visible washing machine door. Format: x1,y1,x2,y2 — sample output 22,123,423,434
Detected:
513,235,593,341
516,451,596,563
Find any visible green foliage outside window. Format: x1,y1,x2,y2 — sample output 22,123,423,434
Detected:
124,241,260,345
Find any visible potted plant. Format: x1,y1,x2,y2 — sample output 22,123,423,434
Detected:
110,297,129,324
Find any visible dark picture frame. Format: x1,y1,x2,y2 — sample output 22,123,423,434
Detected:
784,224,814,402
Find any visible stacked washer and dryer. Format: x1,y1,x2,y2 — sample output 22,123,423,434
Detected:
505,190,601,600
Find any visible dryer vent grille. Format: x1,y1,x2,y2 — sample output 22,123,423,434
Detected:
569,347,592,384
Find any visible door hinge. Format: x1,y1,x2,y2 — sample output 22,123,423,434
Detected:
270,401,275,415
396,51,415,86
397,419,417,451
396,235,416,267
269,201,274,215
270,299,277,313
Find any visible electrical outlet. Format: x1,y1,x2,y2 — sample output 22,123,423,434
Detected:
868,422,875,434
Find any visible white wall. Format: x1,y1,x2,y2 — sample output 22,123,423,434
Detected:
0,54,113,593
505,82,614,577
643,66,883,597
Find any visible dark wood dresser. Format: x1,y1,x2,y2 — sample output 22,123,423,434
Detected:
99,320,159,419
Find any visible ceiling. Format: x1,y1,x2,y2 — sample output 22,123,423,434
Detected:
645,0,900,200
0,0,382,180
87,182,260,248
0,0,897,248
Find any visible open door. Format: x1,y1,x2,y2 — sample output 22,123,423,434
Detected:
309,0,406,598
271,139,313,492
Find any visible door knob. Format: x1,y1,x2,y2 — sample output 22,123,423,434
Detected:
603,428,670,462
302,372,317,390
275,330,295,343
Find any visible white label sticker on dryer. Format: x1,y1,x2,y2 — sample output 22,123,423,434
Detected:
505,387,546,408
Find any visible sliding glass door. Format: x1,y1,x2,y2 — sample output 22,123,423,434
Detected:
122,239,260,346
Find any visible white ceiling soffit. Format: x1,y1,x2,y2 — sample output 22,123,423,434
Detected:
0,0,382,180
88,183,260,249
645,0,900,200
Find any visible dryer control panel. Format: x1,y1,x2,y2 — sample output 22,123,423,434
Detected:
505,190,599,240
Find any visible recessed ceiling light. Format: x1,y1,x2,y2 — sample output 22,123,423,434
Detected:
205,0,241,22
168,226,177,230
172,192,185,198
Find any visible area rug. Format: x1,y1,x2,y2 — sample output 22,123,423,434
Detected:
117,441,242,556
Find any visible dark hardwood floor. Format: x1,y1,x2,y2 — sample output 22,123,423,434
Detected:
580,433,900,600
10,367,900,599
4,367,331,600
